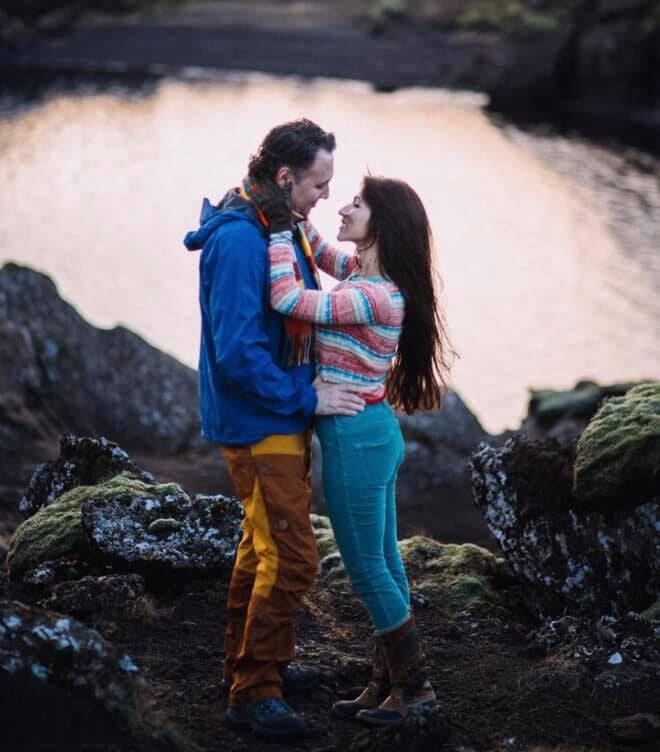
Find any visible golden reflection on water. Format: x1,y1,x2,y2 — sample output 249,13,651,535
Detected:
0,74,657,432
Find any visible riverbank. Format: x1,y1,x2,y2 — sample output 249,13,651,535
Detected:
1,0,659,153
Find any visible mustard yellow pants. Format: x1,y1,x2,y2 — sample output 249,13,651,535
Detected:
221,432,319,707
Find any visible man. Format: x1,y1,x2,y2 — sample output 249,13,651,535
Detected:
184,119,363,738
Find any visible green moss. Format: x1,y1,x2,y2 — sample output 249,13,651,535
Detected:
573,382,660,508
399,535,510,613
640,598,660,622
7,474,188,580
311,514,338,558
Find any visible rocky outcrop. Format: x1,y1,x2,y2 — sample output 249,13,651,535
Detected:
520,379,636,441
0,599,193,751
20,434,154,517
0,263,203,513
470,435,659,616
8,438,243,586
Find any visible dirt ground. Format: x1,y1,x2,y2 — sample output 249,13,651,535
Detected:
3,562,657,752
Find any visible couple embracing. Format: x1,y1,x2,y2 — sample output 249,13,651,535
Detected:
184,118,453,738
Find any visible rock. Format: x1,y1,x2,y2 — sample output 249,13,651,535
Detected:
398,535,512,614
573,382,660,508
40,574,146,614
8,486,94,582
8,472,243,586
470,436,660,616
20,434,154,517
0,263,203,511
82,484,242,586
0,599,193,751
311,513,338,559
610,713,660,744
348,705,450,752
522,379,635,438
23,557,93,590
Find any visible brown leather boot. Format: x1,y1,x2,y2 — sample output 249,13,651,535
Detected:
357,616,437,726
333,635,390,718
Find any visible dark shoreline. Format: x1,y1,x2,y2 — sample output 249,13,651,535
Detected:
1,3,659,156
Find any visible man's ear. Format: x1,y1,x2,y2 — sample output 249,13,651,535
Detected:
275,166,293,188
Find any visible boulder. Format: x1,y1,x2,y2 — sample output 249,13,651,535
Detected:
521,379,636,440
81,486,242,587
398,535,513,613
8,472,243,586
0,599,193,751
0,263,204,516
470,435,659,616
20,434,154,517
40,573,146,615
573,381,660,508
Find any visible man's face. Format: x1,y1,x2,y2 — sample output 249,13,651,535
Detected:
289,148,334,218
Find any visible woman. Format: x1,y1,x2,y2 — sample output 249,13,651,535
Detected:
262,175,453,726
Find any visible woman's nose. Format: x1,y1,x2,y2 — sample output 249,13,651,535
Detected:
338,204,350,216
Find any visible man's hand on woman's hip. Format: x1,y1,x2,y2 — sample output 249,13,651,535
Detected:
313,380,365,416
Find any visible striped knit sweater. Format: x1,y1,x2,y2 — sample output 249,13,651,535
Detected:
269,223,405,401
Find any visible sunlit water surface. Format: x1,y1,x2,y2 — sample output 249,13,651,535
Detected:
1,74,658,432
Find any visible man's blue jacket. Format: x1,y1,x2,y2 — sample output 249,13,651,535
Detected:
184,191,318,445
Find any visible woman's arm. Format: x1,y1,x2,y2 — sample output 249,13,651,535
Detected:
270,230,392,324
304,220,358,280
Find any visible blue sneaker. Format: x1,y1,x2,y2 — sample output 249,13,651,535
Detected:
226,698,307,737
221,663,319,696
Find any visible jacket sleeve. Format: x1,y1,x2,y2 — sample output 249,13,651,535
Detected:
304,220,358,280
205,223,318,416
269,230,393,324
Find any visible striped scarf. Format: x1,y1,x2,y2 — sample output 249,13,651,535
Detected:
241,180,319,367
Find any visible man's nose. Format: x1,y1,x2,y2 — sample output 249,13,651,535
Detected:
321,184,330,200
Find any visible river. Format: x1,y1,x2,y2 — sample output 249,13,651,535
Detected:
1,72,658,433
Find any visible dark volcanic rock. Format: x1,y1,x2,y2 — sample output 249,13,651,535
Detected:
81,484,242,586
8,472,242,587
40,573,146,614
0,599,192,751
470,436,659,616
348,706,450,752
20,434,154,517
520,379,637,441
0,262,202,468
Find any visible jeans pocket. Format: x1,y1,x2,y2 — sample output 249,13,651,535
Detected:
352,429,398,483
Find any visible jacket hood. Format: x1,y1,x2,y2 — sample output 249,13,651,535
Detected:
183,188,264,251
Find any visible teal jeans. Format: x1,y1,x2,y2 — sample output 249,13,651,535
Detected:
315,401,411,634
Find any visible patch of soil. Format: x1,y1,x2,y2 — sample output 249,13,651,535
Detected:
3,567,658,752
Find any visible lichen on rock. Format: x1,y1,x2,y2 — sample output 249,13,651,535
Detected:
9,472,243,587
0,599,194,751
20,434,154,517
471,435,660,616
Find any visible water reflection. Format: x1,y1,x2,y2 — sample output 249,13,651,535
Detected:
0,73,657,432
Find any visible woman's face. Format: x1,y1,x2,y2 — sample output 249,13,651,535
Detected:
337,193,372,244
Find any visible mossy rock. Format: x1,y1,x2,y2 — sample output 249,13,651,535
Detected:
640,598,660,622
311,514,338,558
7,474,185,581
398,535,511,613
573,382,660,508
